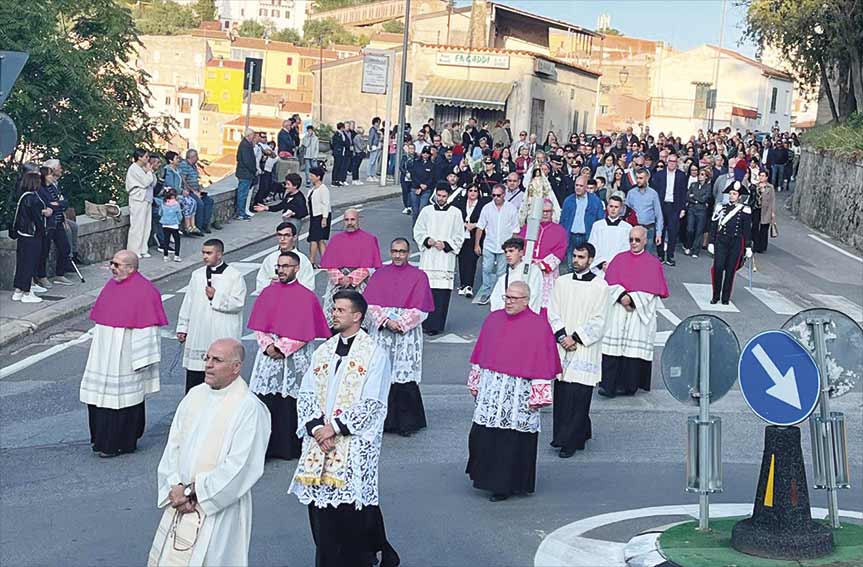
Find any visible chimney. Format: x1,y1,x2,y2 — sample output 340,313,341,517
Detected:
468,0,489,49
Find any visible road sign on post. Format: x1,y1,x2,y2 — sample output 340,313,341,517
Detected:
662,314,739,531
738,331,820,427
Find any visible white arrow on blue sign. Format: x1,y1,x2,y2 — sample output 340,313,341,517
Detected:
738,330,821,426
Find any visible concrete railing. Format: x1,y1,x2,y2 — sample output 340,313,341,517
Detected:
0,175,239,290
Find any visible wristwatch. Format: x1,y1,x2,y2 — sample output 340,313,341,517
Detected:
183,483,195,498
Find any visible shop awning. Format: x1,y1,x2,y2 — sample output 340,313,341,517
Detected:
420,78,513,110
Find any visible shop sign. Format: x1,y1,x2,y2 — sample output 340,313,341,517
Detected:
436,51,510,69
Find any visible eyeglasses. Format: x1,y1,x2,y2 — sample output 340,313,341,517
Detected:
275,263,300,272
629,238,643,243
492,193,504,197
109,261,130,268
503,295,528,302
542,209,553,214
390,249,409,254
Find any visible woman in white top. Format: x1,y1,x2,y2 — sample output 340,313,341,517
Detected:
306,166,331,267
125,148,156,258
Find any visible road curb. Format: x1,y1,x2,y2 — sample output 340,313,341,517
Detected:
0,187,400,349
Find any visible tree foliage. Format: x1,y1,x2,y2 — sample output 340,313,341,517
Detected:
303,17,367,47
313,0,377,12
238,19,268,38
597,27,623,36
272,27,302,44
135,0,201,35
194,0,217,21
740,0,862,122
381,19,404,34
0,0,174,223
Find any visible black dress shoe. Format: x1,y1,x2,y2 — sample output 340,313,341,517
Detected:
710,298,719,305
559,449,575,459
597,386,615,398
664,258,676,267
398,431,412,438
721,300,729,305
489,494,509,502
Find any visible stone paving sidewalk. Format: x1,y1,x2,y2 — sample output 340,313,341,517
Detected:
0,182,401,347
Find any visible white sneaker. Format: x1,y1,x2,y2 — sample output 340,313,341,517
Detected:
457,287,465,296
31,284,47,293
11,290,23,301
142,253,152,258
401,207,410,214
163,256,170,263
367,177,377,182
464,286,474,298
52,276,74,286
174,256,182,263
21,292,43,303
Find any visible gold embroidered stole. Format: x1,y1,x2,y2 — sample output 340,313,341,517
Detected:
294,332,374,489
148,379,249,567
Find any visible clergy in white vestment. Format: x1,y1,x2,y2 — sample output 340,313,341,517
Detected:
365,238,435,437
600,226,669,397
517,201,568,308
247,251,330,460
587,194,632,271
489,237,544,314
80,250,167,457
413,184,465,335
177,239,247,393
466,282,561,502
319,209,382,328
254,221,315,294
289,290,400,567
547,242,609,458
148,338,270,567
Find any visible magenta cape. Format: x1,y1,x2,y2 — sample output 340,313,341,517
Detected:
605,250,670,298
319,229,383,269
470,309,562,379
247,281,330,341
363,263,435,312
90,271,168,329
519,221,568,262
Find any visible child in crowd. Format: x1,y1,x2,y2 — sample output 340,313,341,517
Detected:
179,187,200,236
155,188,183,262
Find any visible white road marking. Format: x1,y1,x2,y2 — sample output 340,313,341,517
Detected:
654,330,671,347
0,330,93,380
428,333,474,344
745,287,803,315
160,293,175,302
810,293,863,322
683,283,739,312
808,234,863,264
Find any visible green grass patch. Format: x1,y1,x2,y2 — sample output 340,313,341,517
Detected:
658,518,863,567
803,113,863,161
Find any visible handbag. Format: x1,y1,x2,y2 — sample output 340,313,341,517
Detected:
770,221,779,238
85,200,121,220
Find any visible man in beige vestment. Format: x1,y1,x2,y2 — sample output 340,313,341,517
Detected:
149,339,270,567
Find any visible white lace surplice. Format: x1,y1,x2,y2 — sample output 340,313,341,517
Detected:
248,340,315,398
367,306,427,384
467,364,552,434
288,342,391,509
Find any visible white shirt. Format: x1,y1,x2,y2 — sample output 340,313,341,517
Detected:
664,170,676,203
477,201,519,253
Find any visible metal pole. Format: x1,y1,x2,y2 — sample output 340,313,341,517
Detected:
810,319,841,529
393,0,411,184
381,51,394,186
695,320,712,530
709,0,727,132
318,35,323,123
244,61,254,131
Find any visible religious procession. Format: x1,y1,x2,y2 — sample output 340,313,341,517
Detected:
45,117,807,567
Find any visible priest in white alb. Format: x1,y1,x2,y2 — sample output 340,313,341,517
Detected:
547,242,609,458
365,237,435,437
489,237,544,314
248,251,330,460
289,290,400,567
319,208,382,327
177,239,247,393
148,338,270,567
413,183,465,335
466,281,561,502
254,221,315,294
600,225,669,397
80,250,167,457
588,193,632,271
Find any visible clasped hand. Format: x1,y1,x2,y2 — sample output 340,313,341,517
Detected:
313,423,337,453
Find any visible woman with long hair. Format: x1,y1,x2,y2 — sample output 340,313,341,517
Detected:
497,146,516,176
306,166,331,267
11,171,52,303
543,131,558,151
595,153,617,183
454,185,488,298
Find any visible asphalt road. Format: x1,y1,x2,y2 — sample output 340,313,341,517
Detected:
1,194,861,566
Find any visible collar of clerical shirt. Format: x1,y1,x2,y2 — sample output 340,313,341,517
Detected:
605,217,622,226
206,262,228,280
572,270,596,282
336,333,358,357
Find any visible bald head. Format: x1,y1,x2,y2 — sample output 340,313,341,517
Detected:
629,226,647,254
117,250,138,269
110,250,139,282
204,338,245,390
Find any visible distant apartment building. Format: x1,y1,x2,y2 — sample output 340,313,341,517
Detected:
216,0,309,35
204,58,246,114
308,0,448,27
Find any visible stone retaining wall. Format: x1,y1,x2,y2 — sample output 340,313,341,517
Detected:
0,175,238,290
792,148,863,252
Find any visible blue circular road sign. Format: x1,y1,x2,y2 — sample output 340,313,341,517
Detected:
738,330,821,426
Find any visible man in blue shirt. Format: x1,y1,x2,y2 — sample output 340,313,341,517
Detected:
625,168,664,256
560,175,604,273
178,149,220,231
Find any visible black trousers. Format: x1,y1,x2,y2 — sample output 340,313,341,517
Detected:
551,381,593,452
711,238,744,303
162,227,181,257
88,402,145,455
308,503,400,567
351,153,363,180
253,171,273,205
256,393,301,460
660,202,680,260
185,370,205,393
458,240,479,290
38,227,73,278
423,289,452,333
600,355,652,395
14,236,42,292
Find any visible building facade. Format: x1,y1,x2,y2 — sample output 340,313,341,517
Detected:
216,0,309,35
204,59,246,114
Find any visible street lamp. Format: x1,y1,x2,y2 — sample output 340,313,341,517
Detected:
619,66,629,86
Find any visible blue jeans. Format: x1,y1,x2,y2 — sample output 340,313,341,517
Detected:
192,192,214,229
400,179,412,208
771,164,786,190
303,158,316,186
645,225,658,256
387,153,396,176
563,233,587,274
368,149,381,178
410,188,430,224
476,248,507,300
235,178,252,217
